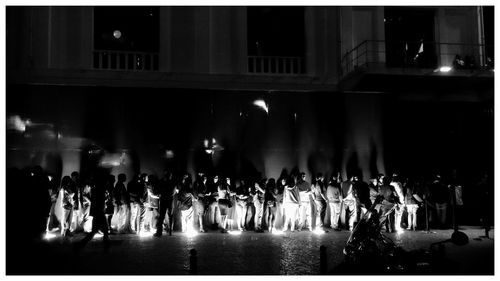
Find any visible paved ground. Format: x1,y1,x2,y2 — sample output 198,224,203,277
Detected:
7,226,494,275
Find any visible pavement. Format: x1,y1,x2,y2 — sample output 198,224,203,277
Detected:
6,226,495,275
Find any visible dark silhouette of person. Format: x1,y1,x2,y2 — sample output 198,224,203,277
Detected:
75,168,111,249
154,170,176,237
30,166,52,240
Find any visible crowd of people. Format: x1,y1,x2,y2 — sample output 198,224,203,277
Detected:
8,164,493,243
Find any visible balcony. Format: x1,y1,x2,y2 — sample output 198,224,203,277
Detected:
247,56,305,75
93,50,159,71
340,40,494,80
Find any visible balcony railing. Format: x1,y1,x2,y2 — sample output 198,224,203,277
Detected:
340,40,494,79
93,50,159,71
248,56,305,75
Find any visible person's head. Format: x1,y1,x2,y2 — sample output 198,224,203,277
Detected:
202,175,207,184
369,178,378,186
352,175,359,182
316,173,324,182
377,173,385,183
226,177,231,185
286,176,295,187
300,172,306,181
71,171,79,181
118,173,127,183
61,176,72,188
280,178,286,185
392,173,399,182
213,175,219,183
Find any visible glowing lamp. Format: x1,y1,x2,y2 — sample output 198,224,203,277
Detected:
44,233,57,240
313,229,325,235
439,66,452,72
185,229,198,238
138,232,153,238
253,100,269,114
113,30,122,39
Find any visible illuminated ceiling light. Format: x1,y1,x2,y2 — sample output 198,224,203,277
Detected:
228,230,242,235
439,66,452,72
253,99,269,114
113,30,122,39
165,150,174,159
44,232,57,240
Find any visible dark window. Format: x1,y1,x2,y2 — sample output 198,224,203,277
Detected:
94,6,159,52
247,7,305,57
384,7,437,68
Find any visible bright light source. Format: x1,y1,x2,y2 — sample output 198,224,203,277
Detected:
165,150,174,159
138,231,153,238
94,233,104,239
7,115,28,132
253,100,269,114
185,229,198,238
113,30,122,39
313,229,325,235
272,230,284,235
228,230,242,235
439,66,452,72
44,232,57,240
396,228,405,235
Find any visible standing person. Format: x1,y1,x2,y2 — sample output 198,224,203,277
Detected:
390,173,405,232
113,173,131,233
276,177,286,227
354,176,371,220
428,174,449,229
253,180,266,232
312,173,327,231
341,175,357,231
176,174,194,233
265,178,278,232
193,173,209,232
297,172,313,231
476,173,493,238
282,177,300,232
378,177,399,233
78,178,93,233
235,180,249,231
154,170,176,237
60,176,76,237
46,173,60,232
70,171,82,233
145,174,161,233
404,179,422,231
75,169,111,249
225,177,237,231
217,176,232,233
245,181,256,230
368,177,379,206
326,174,342,231
129,173,148,234
104,175,116,234
207,175,221,229
30,166,52,240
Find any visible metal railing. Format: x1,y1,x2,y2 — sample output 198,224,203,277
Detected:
93,50,159,71
248,56,305,75
340,40,494,79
